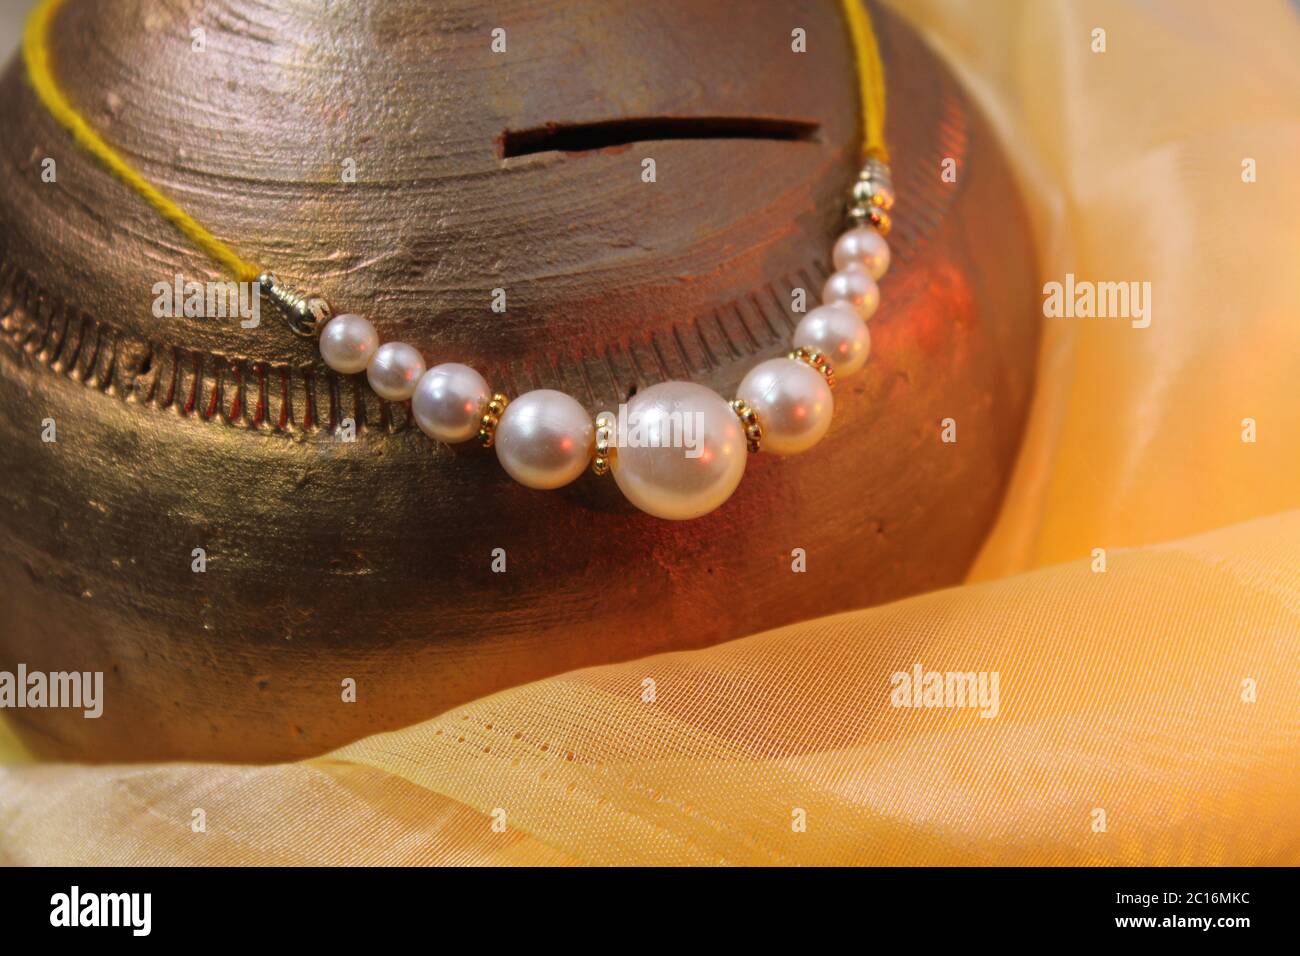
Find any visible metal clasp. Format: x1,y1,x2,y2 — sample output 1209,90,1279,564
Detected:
258,272,332,337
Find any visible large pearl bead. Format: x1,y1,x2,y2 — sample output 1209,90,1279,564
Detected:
611,381,747,520
412,362,491,444
318,313,378,375
822,263,880,320
793,302,871,378
495,389,594,490
832,226,891,280
366,341,427,402
736,358,834,455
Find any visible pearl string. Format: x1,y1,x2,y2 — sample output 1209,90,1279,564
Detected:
25,0,896,521
309,199,893,520
261,3,898,521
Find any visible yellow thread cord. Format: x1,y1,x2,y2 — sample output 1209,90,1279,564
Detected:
24,0,887,281
840,0,890,163
23,0,262,282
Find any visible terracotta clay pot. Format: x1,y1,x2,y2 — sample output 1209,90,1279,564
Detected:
0,0,1038,762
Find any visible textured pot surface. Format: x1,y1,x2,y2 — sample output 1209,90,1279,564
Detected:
0,0,1038,761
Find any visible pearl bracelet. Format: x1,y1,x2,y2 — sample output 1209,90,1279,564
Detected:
267,159,896,521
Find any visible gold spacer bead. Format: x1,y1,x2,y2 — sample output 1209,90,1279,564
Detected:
852,178,894,211
478,392,510,448
592,411,617,476
847,202,892,236
729,398,764,454
788,347,836,389
854,159,894,207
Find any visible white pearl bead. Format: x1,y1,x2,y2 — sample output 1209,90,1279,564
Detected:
412,363,491,444
736,358,833,456
366,342,427,402
611,381,747,520
822,263,880,320
793,302,871,378
833,226,891,280
495,389,593,490
318,313,378,375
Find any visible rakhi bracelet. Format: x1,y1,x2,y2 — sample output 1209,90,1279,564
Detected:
25,0,895,522
286,168,892,521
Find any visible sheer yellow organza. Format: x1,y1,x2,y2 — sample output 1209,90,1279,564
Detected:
2,0,1299,865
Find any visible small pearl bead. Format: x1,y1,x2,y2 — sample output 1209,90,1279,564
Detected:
832,225,891,280
412,363,491,444
822,263,880,320
736,357,834,456
612,382,747,520
495,389,593,490
793,302,871,378
318,313,378,375
366,342,426,402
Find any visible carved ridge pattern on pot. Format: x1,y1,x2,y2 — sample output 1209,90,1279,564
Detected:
0,257,847,440
883,85,967,259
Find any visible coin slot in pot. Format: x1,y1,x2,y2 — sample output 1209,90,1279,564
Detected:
499,116,820,158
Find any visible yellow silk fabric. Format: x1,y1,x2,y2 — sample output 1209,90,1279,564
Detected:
2,0,1299,864
1,511,1297,866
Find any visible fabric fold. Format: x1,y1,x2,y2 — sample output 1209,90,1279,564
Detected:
4,509,1297,865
